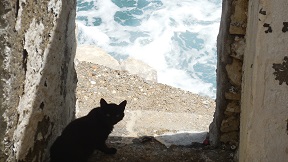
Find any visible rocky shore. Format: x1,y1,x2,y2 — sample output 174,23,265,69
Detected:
75,61,215,120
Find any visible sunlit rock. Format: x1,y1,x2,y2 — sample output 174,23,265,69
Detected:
120,57,157,82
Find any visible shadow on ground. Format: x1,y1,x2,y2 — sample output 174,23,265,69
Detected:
89,135,235,162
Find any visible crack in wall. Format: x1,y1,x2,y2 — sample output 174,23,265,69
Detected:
15,0,19,18
22,49,28,73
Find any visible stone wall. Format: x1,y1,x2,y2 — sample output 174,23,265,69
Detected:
0,0,77,161
209,0,248,146
212,0,288,161
239,0,288,161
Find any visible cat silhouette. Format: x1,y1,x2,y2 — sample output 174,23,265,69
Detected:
50,98,127,162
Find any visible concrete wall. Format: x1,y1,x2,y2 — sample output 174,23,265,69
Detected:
239,0,288,161
0,0,77,161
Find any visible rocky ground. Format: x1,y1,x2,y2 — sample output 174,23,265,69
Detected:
75,61,235,162
75,61,215,117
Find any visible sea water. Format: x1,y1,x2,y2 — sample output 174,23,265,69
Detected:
76,0,222,98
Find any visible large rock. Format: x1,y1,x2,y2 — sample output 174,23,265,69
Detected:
0,0,77,161
120,57,157,82
75,45,121,70
75,45,158,82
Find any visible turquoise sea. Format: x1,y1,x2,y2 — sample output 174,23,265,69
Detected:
76,0,222,98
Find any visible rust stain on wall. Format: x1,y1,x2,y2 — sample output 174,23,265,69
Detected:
272,56,288,85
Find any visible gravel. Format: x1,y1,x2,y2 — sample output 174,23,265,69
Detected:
75,61,235,162
75,61,215,117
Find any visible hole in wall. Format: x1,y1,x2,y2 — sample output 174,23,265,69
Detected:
22,49,28,73
44,80,47,87
70,0,233,160
40,102,44,110
74,0,219,144
15,0,20,18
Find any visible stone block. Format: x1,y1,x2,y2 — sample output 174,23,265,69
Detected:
226,58,243,86
229,0,248,35
231,36,245,60
220,131,239,144
225,101,241,115
225,92,241,100
220,116,240,132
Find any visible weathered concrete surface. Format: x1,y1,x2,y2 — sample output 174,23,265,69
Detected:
0,0,77,161
239,0,288,161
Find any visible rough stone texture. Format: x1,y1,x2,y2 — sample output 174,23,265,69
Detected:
224,101,240,115
220,131,238,144
229,0,248,35
0,0,77,161
231,36,245,60
224,92,241,100
0,1,8,160
220,116,240,133
239,0,288,161
226,58,243,86
210,0,247,148
209,0,234,146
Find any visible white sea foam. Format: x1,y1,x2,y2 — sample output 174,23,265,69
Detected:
76,0,222,98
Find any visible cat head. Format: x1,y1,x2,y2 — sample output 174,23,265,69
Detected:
99,98,127,125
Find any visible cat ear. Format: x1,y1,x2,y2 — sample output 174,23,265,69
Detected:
119,100,127,111
100,98,107,107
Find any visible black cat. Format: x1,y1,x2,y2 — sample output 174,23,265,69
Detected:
50,98,127,162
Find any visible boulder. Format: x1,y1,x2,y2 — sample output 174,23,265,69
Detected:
120,57,157,82
75,45,121,70
75,46,157,82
